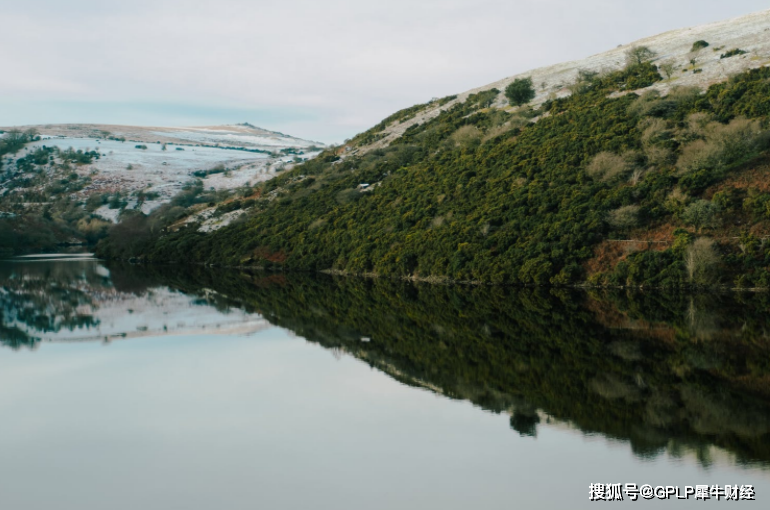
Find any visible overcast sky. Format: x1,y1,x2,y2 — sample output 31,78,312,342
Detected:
1,1,767,142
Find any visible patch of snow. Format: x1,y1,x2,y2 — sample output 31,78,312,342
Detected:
21,137,289,215
93,205,121,223
198,209,246,233
153,130,316,149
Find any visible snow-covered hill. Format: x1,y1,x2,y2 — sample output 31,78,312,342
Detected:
1,123,323,222
360,8,770,152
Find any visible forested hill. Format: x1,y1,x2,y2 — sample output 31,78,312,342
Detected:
97,13,770,288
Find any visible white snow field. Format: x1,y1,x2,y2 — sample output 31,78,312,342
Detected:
2,123,322,220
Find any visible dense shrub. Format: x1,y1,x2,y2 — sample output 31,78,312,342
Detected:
691,40,709,51
60,148,99,164
720,49,747,59
681,200,720,231
677,117,768,191
505,77,535,106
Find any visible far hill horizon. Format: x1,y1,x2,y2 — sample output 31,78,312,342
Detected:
5,8,768,152
0,123,325,151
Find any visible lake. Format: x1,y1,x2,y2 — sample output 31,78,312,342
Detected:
1,256,768,509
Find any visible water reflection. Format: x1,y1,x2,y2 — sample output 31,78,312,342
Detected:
0,257,102,348
0,257,269,347
2,258,770,470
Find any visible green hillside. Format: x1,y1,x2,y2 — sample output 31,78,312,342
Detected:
97,61,770,288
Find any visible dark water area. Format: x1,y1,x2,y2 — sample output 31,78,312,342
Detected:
1,257,769,509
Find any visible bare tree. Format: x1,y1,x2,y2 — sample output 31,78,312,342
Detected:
660,60,676,79
686,297,717,339
586,151,627,181
629,168,645,185
625,46,657,66
451,125,482,149
607,205,640,229
685,237,720,285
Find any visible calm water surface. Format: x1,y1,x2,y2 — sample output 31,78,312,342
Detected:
0,257,768,509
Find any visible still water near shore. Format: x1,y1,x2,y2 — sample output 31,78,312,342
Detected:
0,256,768,509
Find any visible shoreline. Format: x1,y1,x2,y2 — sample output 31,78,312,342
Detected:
98,256,770,292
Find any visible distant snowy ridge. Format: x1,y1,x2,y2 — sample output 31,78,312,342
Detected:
2,123,324,152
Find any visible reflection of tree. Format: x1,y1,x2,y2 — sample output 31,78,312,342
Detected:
108,263,156,295
0,260,103,347
129,264,770,466
0,318,39,350
510,411,540,438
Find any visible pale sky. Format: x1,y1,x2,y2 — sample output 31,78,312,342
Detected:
1,0,767,143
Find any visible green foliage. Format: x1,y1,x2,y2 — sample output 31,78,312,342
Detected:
16,146,55,168
677,117,767,193
711,187,744,214
671,228,695,254
97,65,770,287
86,193,108,212
701,67,770,120
192,164,226,178
0,216,76,256
607,249,685,287
0,129,38,158
0,137,112,254
681,200,720,231
691,40,709,51
742,189,770,221
59,147,100,165
505,77,535,106
720,49,747,59
108,193,127,210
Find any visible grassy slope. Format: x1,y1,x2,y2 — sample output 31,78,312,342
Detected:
97,64,770,288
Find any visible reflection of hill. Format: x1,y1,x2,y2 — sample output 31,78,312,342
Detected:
132,265,770,466
4,259,768,466
0,260,105,349
0,260,269,345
